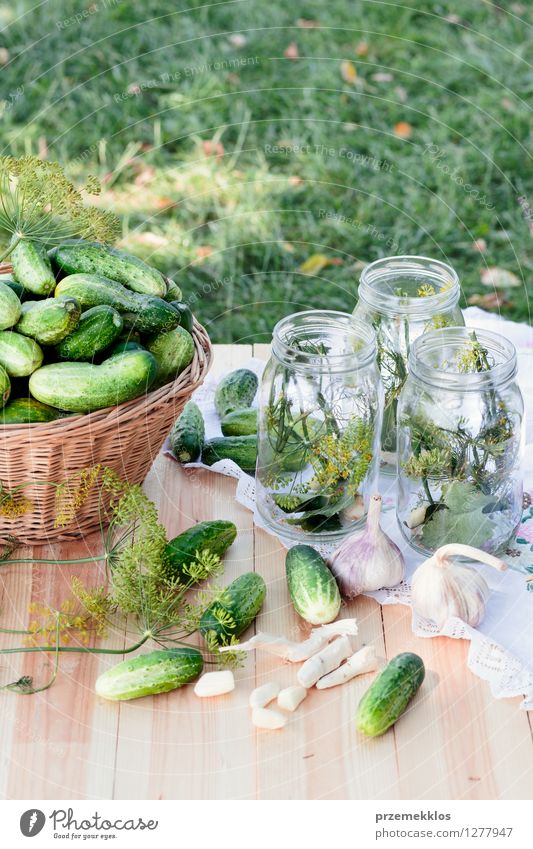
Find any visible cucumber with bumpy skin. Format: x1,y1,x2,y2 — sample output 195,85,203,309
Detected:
0,331,43,376
50,240,167,297
200,572,266,648
169,301,194,333
202,435,257,474
56,305,123,361
221,407,258,436
215,368,258,417
355,653,425,737
146,326,194,387
10,238,56,295
1,396,63,424
29,349,157,412
55,274,180,334
165,520,237,581
95,648,203,701
169,400,205,462
0,281,22,330
285,544,341,625
0,365,10,409
16,297,81,345
164,279,183,302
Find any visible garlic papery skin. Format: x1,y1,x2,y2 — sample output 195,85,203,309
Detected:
411,544,507,630
329,494,405,598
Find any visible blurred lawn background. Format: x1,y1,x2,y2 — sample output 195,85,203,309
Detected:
1,0,532,342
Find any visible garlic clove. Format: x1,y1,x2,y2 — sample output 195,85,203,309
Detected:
411,544,507,630
329,494,405,598
405,502,430,530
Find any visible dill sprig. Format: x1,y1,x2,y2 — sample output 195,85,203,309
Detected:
0,155,119,262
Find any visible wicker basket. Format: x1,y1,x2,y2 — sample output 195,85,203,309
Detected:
0,268,213,543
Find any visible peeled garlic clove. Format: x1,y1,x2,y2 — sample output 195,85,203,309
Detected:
194,671,235,697
249,681,280,708
405,502,430,530
252,707,287,730
411,543,507,630
277,685,307,712
329,494,405,598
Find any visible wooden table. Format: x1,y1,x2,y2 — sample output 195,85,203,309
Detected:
1,344,532,801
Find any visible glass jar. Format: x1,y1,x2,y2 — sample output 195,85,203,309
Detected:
353,255,464,472
256,310,383,545
397,327,524,556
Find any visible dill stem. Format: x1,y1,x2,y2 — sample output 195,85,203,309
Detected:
0,635,149,656
0,236,20,264
2,555,105,566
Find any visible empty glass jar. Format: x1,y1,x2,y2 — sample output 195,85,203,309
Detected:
353,255,464,472
256,310,383,545
397,327,524,556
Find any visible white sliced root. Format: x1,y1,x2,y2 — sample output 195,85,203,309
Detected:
194,670,235,698
252,707,288,730
277,685,307,712
249,681,280,708
219,619,359,663
286,619,358,662
315,645,378,690
297,636,353,689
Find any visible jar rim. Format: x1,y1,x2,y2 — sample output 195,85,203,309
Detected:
358,255,460,318
408,326,517,390
272,309,376,372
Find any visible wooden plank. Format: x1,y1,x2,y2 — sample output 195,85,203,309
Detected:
112,344,257,800
382,603,533,800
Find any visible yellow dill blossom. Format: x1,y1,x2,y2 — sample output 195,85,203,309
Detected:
0,491,32,518
54,465,102,527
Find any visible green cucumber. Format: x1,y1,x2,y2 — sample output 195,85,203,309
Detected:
95,647,203,701
108,340,145,357
0,274,24,301
0,281,22,331
169,301,194,333
0,365,10,409
55,273,179,334
50,240,167,297
146,326,194,387
0,331,43,377
285,544,341,625
29,349,157,413
1,396,63,424
200,572,266,648
169,400,205,462
215,368,258,417
16,297,81,345
355,653,425,737
10,238,56,295
221,407,257,436
164,279,183,302
165,519,237,581
202,435,257,474
56,305,124,361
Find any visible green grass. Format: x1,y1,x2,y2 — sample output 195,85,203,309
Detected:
1,0,532,341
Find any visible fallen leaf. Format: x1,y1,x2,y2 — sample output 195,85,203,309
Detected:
288,175,303,186
472,238,487,253
355,41,369,57
284,42,300,60
468,292,511,310
297,18,320,28
341,60,357,84
151,197,176,210
228,33,247,47
372,72,393,82
394,85,408,102
394,121,413,139
202,140,225,160
196,245,214,259
298,254,335,275
0,47,9,65
480,266,521,288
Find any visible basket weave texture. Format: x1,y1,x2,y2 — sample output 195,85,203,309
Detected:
0,292,213,544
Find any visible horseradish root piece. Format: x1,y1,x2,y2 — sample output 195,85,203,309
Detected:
277,685,307,712
315,645,378,689
297,636,353,688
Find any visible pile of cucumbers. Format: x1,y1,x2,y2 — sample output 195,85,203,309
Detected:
169,367,259,472
0,239,195,422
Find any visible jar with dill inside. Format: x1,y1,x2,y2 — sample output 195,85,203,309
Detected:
353,256,464,473
397,327,524,556
256,310,383,545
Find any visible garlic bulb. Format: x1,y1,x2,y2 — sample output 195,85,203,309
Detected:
411,544,507,629
329,494,405,598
